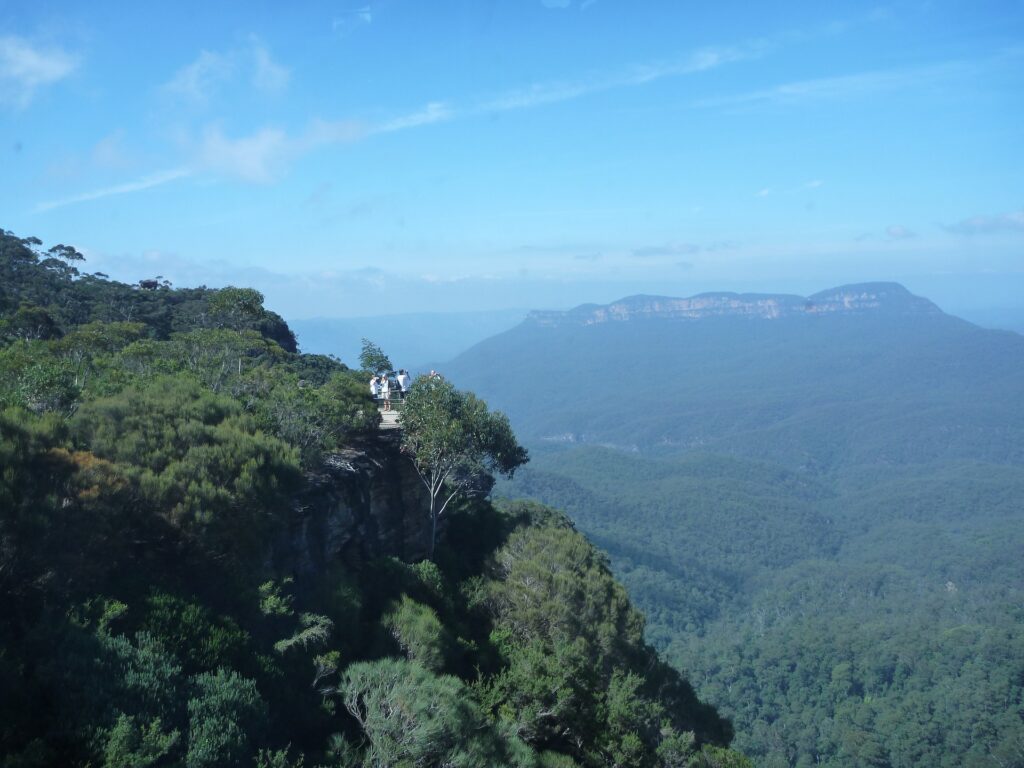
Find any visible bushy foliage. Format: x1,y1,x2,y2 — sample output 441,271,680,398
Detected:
338,657,532,767
71,377,302,569
186,669,267,768
382,595,452,671
473,502,732,766
0,229,743,767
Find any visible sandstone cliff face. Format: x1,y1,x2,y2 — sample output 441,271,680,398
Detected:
279,433,432,574
527,282,941,327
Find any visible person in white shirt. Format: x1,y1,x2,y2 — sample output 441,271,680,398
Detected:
380,375,391,411
370,375,379,400
397,369,411,396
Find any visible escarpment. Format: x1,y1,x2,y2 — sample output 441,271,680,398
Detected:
526,282,940,327
281,432,433,573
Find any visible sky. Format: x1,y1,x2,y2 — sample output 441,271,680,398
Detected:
2,0,1023,323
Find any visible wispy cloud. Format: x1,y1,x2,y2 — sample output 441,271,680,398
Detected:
377,102,453,133
945,209,1024,235
34,100,429,208
333,6,372,36
694,62,966,109
34,167,192,212
193,113,369,183
194,126,290,183
886,225,915,240
251,39,290,92
185,103,437,184
37,39,758,207
0,35,78,107
163,39,289,102
177,41,757,180
164,50,233,102
478,45,757,113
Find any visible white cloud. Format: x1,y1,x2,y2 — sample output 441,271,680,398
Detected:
694,62,965,110
0,35,77,107
32,103,425,207
27,34,778,206
376,102,453,133
195,125,290,183
478,45,757,113
945,209,1024,235
145,39,758,190
164,50,233,102
756,188,772,197
251,40,289,92
164,39,290,102
333,7,373,36
191,114,377,184
34,167,192,212
886,225,915,240
805,179,824,189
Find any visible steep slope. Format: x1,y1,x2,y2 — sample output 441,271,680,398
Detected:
0,230,744,768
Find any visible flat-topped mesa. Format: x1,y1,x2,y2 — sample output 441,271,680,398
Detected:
527,282,942,327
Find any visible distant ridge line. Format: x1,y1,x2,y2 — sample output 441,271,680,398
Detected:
526,282,941,327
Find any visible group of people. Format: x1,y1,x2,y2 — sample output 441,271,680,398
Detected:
370,369,412,412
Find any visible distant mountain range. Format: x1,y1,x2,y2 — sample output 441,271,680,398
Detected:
287,285,1022,372
444,282,1024,464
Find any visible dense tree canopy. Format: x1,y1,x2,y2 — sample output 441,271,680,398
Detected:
0,228,744,767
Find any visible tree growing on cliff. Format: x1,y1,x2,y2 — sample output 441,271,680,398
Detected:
359,338,392,374
399,376,527,558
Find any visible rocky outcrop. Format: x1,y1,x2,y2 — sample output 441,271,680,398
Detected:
527,282,941,327
278,433,432,574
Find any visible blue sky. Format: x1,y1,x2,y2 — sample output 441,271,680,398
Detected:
2,0,1023,321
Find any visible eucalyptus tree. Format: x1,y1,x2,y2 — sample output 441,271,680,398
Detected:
358,338,392,374
400,376,527,558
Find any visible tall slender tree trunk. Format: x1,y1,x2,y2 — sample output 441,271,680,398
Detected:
429,491,437,560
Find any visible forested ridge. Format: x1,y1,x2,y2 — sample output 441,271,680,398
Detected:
0,229,747,768
446,291,1024,767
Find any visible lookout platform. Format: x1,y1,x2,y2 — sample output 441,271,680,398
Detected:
378,403,402,430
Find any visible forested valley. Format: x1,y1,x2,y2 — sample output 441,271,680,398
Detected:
0,229,750,768
447,291,1024,767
